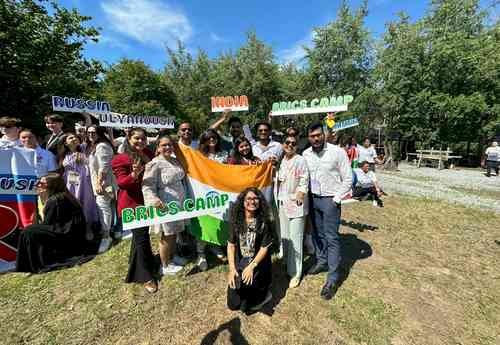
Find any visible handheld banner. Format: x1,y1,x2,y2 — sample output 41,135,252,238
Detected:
52,96,111,113
0,147,37,266
211,95,249,112
122,146,273,246
92,112,175,129
333,117,359,131
271,95,353,116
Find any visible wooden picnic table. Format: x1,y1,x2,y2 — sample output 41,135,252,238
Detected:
407,148,462,170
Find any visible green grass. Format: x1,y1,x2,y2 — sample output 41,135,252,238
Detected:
1,195,499,345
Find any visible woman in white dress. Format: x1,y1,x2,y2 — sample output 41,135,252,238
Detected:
142,134,188,276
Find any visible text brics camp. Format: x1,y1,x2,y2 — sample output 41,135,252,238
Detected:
121,193,230,224
272,95,353,112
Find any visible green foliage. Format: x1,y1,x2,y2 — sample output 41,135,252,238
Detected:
102,59,178,119
0,0,102,133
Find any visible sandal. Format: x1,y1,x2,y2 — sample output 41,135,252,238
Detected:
144,280,158,294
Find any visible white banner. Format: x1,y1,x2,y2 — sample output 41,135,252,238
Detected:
270,95,353,116
92,112,175,129
52,96,111,113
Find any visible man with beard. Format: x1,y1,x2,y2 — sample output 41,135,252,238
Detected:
302,122,352,300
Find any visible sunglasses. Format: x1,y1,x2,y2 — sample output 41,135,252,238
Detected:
258,129,269,132
284,141,297,147
180,128,192,132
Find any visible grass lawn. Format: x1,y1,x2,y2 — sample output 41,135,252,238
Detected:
1,195,499,345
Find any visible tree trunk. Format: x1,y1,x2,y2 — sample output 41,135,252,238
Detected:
383,139,399,170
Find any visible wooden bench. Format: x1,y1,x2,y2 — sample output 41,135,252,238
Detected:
409,148,462,170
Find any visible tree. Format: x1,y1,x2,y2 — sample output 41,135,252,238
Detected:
306,0,373,97
102,59,178,120
0,0,102,132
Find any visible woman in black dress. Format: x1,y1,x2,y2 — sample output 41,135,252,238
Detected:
16,173,87,273
227,187,274,312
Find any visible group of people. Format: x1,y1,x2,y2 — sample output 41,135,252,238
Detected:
0,111,385,313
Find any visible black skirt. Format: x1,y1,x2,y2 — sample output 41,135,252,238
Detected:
16,225,86,273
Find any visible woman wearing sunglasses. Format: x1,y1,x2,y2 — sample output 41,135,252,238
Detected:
276,135,309,288
193,129,229,270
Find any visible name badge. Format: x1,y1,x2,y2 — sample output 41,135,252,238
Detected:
67,171,81,186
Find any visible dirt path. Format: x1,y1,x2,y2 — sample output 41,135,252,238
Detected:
379,163,500,212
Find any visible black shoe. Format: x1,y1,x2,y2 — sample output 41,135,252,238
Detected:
377,200,384,208
307,263,328,275
320,282,338,300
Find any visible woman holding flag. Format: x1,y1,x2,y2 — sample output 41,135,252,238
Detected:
142,134,188,277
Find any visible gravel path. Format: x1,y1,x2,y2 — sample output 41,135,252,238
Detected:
378,163,500,212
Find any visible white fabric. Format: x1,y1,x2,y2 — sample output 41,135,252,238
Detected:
358,145,377,163
88,142,116,195
485,146,500,162
32,146,58,177
354,168,377,188
276,154,309,218
252,140,283,161
0,137,21,148
303,143,352,203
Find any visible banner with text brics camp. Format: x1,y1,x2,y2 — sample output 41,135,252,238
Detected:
121,146,273,245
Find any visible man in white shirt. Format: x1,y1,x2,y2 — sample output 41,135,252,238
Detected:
353,161,384,207
302,122,352,300
19,129,58,177
357,138,378,171
485,141,499,177
252,122,283,161
0,117,22,148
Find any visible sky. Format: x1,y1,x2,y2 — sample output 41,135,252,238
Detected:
58,0,497,70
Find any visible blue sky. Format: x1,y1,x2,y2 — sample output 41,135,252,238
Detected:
58,0,497,70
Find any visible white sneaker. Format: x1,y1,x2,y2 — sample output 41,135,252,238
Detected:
209,246,225,260
372,199,378,207
250,291,273,311
197,256,208,271
289,277,301,288
98,237,112,254
172,254,188,266
161,263,183,276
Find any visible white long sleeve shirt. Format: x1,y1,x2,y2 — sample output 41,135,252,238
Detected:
303,143,352,203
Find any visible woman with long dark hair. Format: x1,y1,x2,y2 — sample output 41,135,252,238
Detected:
198,128,228,163
16,173,87,273
227,136,261,165
227,187,274,312
57,132,98,236
112,128,157,293
194,128,229,270
87,125,116,253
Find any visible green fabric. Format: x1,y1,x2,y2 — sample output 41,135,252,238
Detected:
189,215,229,246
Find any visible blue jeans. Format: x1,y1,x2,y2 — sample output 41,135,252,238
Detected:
310,196,342,285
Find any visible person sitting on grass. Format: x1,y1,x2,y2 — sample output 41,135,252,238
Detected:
227,188,274,313
16,173,87,273
353,161,385,207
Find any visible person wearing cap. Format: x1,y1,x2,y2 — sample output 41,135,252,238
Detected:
0,117,22,148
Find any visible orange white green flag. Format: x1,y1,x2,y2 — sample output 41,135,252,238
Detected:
121,145,273,245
